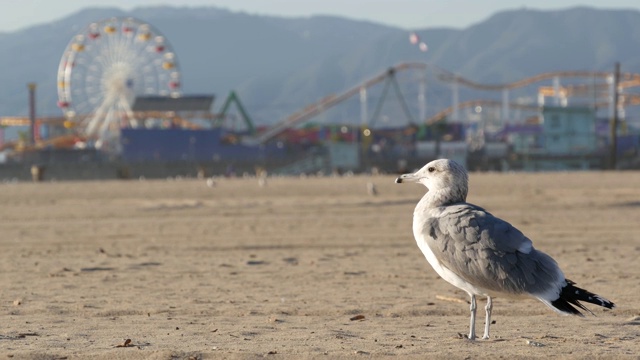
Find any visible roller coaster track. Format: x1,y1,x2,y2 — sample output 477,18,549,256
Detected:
538,80,640,97
425,100,539,125
425,93,640,126
438,70,640,91
251,62,427,144
252,62,640,144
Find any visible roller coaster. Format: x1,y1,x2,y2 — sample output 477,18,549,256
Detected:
251,62,640,143
2,61,640,152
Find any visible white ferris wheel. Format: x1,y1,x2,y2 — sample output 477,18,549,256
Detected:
57,17,181,148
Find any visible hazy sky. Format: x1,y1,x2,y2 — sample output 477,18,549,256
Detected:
2,0,640,32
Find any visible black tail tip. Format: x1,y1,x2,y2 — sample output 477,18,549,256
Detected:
551,281,615,316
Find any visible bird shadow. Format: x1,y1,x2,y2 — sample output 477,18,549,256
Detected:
80,267,115,272
611,201,640,208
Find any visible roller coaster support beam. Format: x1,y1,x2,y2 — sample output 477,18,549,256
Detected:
360,87,368,127
553,76,561,106
391,71,416,124
369,69,415,127
418,69,427,122
451,79,459,121
502,89,509,122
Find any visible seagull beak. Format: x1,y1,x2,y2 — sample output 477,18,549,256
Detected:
395,172,419,184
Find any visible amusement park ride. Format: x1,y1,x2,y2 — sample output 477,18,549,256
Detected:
1,17,640,159
57,17,181,146
0,17,253,153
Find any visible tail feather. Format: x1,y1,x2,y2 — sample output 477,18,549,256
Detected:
550,280,615,316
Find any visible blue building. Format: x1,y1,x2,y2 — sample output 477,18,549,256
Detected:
542,106,597,155
121,128,285,163
499,106,602,170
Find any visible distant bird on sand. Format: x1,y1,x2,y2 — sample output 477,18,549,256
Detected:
258,176,268,188
366,181,378,196
395,159,615,340
206,178,216,188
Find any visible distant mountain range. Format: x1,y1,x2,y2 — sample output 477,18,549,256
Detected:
1,6,639,128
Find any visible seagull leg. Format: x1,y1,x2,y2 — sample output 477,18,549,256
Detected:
468,294,477,340
483,296,493,340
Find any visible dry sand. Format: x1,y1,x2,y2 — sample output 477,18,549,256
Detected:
1,171,639,359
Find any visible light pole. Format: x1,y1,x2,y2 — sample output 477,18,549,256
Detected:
609,62,620,170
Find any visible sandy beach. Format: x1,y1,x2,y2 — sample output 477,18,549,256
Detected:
1,170,639,359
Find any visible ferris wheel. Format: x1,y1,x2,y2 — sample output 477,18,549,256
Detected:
57,17,181,146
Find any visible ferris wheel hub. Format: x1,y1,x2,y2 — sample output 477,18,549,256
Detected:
103,62,134,95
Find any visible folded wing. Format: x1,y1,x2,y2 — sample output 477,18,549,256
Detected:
422,204,563,296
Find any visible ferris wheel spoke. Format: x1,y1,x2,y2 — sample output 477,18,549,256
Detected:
57,17,181,149
118,93,136,128
99,108,114,137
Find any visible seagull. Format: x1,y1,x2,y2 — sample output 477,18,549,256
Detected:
258,175,268,188
366,181,378,196
395,159,615,340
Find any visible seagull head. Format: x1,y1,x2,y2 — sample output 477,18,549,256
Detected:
395,159,469,201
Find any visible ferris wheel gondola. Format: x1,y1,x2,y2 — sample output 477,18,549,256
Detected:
57,17,181,149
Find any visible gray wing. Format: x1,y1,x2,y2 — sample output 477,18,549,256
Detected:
423,204,562,295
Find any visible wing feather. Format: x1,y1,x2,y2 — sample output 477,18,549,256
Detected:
423,204,563,295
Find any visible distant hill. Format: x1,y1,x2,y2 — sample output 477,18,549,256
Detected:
0,6,639,127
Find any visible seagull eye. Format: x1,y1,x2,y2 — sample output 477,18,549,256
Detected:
428,167,435,173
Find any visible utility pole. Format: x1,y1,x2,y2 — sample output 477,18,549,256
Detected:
609,63,620,170
28,82,37,146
